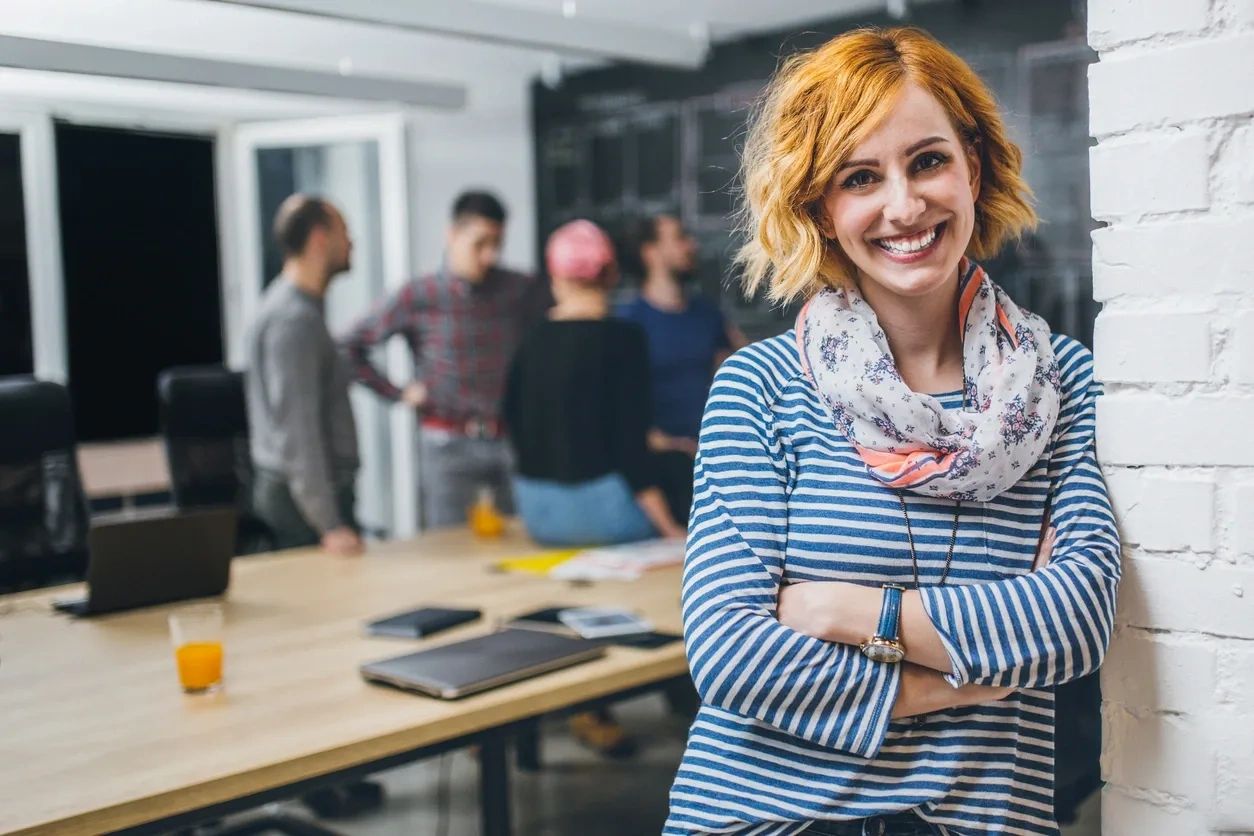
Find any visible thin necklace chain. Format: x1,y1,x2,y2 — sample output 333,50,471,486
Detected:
897,382,966,589
898,491,961,589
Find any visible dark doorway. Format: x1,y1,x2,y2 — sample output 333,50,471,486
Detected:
56,123,222,441
0,132,33,377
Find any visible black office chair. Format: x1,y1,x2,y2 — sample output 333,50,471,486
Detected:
157,366,274,555
0,377,90,593
159,366,362,834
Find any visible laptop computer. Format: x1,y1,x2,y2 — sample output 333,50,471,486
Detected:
52,507,237,617
360,627,606,699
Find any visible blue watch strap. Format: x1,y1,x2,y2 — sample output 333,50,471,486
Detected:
876,584,904,642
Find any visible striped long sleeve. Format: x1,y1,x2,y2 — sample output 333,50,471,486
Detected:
918,341,1121,688
681,353,901,759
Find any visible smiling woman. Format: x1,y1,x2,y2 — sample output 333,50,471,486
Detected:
736,26,1035,310
665,26,1119,836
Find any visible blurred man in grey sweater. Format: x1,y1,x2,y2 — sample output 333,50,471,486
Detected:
246,194,362,556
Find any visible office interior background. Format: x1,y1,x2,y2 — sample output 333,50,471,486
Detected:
2,0,1251,834
0,0,1097,538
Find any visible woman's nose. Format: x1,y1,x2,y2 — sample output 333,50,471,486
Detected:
881,176,925,227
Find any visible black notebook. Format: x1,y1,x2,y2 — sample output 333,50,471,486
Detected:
360,628,605,699
365,606,481,639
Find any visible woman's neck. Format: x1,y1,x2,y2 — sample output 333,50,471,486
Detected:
858,269,964,394
550,286,609,321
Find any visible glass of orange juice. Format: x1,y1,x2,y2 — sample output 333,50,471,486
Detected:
468,486,506,538
168,603,224,694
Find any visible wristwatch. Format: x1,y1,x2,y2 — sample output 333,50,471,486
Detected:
860,583,907,663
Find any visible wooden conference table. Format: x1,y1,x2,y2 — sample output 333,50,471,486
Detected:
0,528,688,836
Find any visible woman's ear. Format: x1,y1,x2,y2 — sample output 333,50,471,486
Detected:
966,138,982,202
813,200,836,239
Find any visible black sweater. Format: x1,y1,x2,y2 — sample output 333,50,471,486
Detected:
502,319,656,492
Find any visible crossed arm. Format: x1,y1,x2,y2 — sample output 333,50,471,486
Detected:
682,353,1120,757
777,529,1056,719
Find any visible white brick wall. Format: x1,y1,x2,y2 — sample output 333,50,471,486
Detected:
1088,0,1210,49
1118,555,1254,638
1089,33,1254,135
1237,0,1254,28
1232,480,1254,554
1093,311,1212,382
1214,122,1254,204
1092,219,1254,300
1098,395,1254,465
1102,470,1215,551
1090,1,1254,833
1102,789,1207,836
1233,309,1254,383
1089,133,1210,218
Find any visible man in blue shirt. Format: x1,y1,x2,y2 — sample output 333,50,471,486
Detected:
618,214,746,521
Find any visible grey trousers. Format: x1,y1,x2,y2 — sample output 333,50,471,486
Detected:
253,468,358,550
418,429,515,530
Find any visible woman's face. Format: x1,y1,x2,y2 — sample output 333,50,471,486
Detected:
818,82,980,302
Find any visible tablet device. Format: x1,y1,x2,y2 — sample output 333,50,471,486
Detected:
558,606,653,639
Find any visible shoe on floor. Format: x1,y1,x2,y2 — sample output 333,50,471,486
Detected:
568,711,637,759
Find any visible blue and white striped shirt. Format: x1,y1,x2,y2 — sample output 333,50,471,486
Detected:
665,331,1120,836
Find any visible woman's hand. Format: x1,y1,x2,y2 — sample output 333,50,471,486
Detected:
659,521,688,541
636,487,687,542
778,581,843,640
891,663,1016,720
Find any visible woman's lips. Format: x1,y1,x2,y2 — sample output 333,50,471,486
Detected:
871,222,946,264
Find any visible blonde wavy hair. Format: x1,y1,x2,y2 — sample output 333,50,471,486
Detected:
736,26,1037,306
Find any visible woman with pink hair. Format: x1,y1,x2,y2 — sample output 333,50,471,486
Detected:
503,218,687,757
502,219,686,547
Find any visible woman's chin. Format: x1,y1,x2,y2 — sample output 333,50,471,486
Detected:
856,255,962,300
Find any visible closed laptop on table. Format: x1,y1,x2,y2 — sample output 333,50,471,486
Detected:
360,627,605,699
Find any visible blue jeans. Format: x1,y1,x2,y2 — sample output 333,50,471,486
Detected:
803,812,940,835
512,472,655,546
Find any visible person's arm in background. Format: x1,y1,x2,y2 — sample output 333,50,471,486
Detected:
682,350,1013,757
340,280,427,409
713,302,748,370
647,428,699,458
519,271,555,329
261,316,362,556
780,341,1120,690
614,327,685,539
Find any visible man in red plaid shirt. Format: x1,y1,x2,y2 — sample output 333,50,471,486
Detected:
342,191,551,528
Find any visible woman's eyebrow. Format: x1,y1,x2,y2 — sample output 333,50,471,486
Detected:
836,136,950,172
904,135,949,155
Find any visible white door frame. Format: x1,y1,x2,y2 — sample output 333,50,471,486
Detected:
225,112,419,537
0,110,66,382
1,104,231,386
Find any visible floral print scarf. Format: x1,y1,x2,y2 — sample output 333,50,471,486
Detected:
795,259,1061,502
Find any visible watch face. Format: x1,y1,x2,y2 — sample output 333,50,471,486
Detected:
863,641,905,664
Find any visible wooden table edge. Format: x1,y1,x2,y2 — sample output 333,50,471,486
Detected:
2,652,688,836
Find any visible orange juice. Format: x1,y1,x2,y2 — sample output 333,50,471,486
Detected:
469,488,506,538
175,641,223,692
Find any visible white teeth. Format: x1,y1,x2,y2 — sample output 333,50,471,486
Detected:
876,225,939,254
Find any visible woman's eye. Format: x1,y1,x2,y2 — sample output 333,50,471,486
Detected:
914,151,949,172
841,170,876,189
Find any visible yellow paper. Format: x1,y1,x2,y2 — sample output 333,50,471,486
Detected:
493,549,582,575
